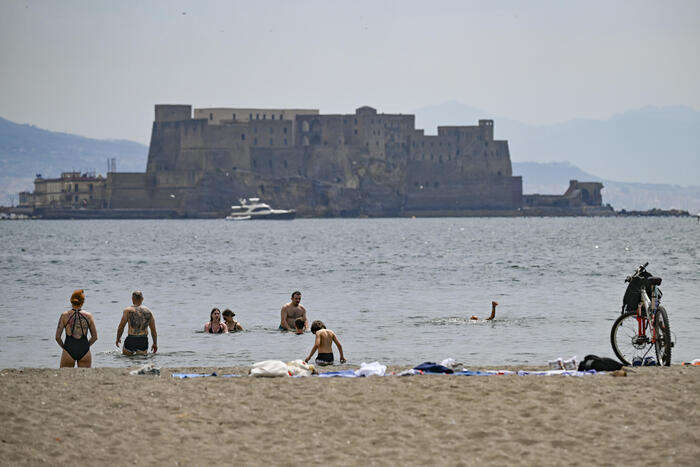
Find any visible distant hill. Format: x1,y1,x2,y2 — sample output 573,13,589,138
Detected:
513,161,700,214
0,116,148,205
414,102,700,187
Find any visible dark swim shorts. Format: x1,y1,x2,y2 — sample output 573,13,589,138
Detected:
316,352,334,365
124,335,148,352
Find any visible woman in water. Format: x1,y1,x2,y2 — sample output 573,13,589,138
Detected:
55,289,98,368
204,308,228,334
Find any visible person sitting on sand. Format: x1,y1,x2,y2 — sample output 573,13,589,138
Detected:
294,318,305,334
55,289,98,368
204,308,228,334
304,320,346,366
470,301,498,321
222,309,243,332
280,291,307,331
116,291,158,355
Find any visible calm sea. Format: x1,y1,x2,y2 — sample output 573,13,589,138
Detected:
0,217,698,368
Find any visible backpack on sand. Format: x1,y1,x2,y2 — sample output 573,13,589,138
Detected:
577,354,623,372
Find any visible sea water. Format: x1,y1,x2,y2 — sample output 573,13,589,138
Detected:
0,217,698,368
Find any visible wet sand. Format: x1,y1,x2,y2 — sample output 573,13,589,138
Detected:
0,365,698,466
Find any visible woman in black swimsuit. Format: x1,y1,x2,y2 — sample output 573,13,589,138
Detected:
204,308,228,334
55,289,98,368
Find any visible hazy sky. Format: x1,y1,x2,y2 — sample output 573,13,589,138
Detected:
1,0,699,143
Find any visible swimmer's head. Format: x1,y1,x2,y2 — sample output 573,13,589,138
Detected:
310,320,325,334
210,308,221,322
222,309,235,319
291,291,301,305
132,291,143,305
70,289,85,308
294,318,305,330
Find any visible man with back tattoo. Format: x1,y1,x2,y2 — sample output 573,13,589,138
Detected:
116,291,158,355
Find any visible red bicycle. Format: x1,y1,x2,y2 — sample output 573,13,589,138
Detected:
610,263,672,366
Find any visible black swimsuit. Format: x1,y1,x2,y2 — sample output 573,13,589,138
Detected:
208,323,224,334
63,309,90,361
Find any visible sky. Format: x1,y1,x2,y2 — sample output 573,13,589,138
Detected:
1,0,699,144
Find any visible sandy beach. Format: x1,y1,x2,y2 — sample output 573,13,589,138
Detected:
0,364,698,466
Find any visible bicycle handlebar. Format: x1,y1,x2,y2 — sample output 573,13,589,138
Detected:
625,262,650,283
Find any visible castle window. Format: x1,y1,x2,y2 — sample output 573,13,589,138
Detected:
456,149,460,156
284,138,287,145
249,113,253,120
259,184,265,194
354,118,357,124
434,181,439,188
252,160,257,168
254,127,257,133
241,134,246,140
271,115,275,120
284,160,288,168
439,156,443,163
279,114,283,120
75,183,79,192
354,129,358,135
75,195,78,202
233,113,236,120
263,114,266,120
283,127,287,134
270,138,273,145
302,121,309,132
268,160,272,169
209,113,213,121
270,127,274,134
497,171,502,176
254,138,258,145
430,154,434,160
256,113,259,119
89,184,93,192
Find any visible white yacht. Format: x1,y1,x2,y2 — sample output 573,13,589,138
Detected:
225,198,296,220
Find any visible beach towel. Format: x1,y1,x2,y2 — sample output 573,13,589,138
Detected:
250,360,290,377
356,362,387,377
317,370,358,378
171,372,240,379
682,359,700,366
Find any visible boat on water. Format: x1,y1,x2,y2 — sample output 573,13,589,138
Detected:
225,198,296,220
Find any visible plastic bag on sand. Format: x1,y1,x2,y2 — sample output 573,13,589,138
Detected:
355,362,386,377
250,360,290,377
129,363,160,375
286,359,316,377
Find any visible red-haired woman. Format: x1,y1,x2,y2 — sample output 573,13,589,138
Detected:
55,289,98,367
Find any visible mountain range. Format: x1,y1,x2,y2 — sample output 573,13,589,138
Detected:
1,107,698,213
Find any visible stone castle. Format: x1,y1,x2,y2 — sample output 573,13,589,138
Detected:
18,104,608,218
104,104,522,216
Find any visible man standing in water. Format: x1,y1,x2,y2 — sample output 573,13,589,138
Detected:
116,291,158,355
280,291,307,331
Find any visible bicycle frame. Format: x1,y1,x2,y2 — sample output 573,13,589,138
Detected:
636,287,657,349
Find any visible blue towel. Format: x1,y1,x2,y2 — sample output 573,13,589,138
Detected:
170,372,240,379
453,370,495,376
316,369,358,378
171,373,216,379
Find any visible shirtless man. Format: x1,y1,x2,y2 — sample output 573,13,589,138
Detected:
304,320,346,365
279,291,307,331
116,291,157,355
470,301,498,321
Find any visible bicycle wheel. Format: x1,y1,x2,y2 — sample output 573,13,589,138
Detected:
654,305,672,366
611,311,654,366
